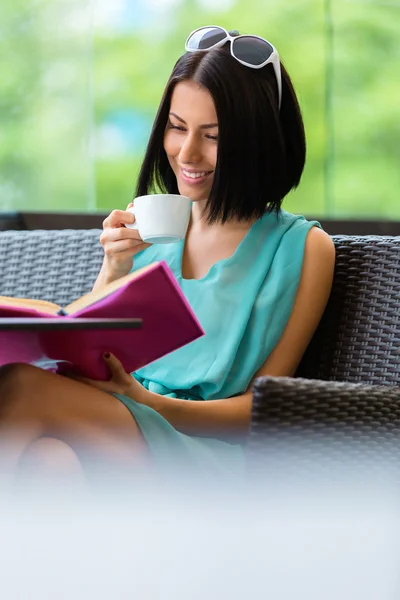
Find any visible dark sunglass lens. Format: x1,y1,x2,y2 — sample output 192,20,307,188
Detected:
187,27,226,50
232,36,273,65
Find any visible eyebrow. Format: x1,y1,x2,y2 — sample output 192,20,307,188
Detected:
169,112,218,130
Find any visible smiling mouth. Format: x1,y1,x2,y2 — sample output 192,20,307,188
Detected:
180,168,213,182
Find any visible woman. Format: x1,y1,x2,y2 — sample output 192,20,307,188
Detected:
0,27,335,483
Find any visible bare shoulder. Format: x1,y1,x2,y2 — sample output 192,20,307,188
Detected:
304,226,336,265
301,226,335,290
250,226,335,382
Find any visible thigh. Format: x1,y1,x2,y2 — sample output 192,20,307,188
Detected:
0,363,138,428
0,363,146,456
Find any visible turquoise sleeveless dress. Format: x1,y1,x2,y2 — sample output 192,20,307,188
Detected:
113,209,321,477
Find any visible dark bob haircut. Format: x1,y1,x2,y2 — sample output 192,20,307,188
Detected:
135,32,306,224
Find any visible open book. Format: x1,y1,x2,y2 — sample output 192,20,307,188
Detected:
0,261,204,380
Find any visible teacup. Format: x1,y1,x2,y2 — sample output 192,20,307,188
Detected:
125,194,192,244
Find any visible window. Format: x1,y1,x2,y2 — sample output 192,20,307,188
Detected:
1,0,399,219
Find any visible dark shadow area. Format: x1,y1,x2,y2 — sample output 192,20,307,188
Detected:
0,212,400,235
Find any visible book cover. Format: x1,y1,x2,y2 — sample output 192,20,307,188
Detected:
0,261,204,380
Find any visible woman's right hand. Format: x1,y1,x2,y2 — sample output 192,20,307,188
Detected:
99,202,151,282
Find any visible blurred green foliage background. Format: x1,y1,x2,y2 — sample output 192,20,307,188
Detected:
1,0,399,218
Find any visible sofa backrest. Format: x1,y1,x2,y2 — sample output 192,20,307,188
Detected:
0,230,104,307
0,230,399,386
296,236,400,386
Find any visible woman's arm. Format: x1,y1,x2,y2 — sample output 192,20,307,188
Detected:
146,228,336,438
147,391,253,438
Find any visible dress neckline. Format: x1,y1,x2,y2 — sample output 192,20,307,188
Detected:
178,210,278,282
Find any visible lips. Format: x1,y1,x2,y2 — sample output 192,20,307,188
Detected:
180,168,213,185
182,169,210,179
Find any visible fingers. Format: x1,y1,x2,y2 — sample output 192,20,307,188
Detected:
102,354,134,398
102,209,135,229
103,352,124,372
103,240,150,259
103,239,142,254
100,225,141,245
99,205,150,275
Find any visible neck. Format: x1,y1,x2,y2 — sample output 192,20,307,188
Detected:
190,200,257,233
190,200,209,230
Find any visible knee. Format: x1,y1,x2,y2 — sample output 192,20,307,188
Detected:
0,363,42,409
17,437,87,489
21,437,85,472
0,362,40,388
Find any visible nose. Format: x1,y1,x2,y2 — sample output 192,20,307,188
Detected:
178,133,202,164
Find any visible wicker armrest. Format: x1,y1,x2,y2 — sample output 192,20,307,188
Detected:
248,376,400,477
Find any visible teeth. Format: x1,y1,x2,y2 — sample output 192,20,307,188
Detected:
182,170,208,179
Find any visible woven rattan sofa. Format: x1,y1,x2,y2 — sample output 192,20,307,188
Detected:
1,230,400,462
250,235,400,471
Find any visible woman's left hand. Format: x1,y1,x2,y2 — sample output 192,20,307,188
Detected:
66,352,152,405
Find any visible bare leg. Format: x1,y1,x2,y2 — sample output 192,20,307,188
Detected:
0,363,148,488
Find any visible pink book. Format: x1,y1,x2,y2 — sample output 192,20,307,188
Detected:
0,261,204,380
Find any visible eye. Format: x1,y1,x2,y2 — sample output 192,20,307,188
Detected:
168,123,186,132
206,134,218,142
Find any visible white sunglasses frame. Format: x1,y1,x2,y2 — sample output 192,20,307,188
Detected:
185,25,282,109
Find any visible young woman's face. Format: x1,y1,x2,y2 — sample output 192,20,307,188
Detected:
164,80,218,203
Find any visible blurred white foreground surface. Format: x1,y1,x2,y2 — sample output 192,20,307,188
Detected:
0,480,399,600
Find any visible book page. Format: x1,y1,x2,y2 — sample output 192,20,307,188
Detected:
0,296,61,315
64,262,158,315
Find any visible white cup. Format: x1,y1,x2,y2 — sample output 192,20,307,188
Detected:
125,194,192,244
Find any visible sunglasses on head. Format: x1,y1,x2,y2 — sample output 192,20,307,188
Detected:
185,25,282,109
